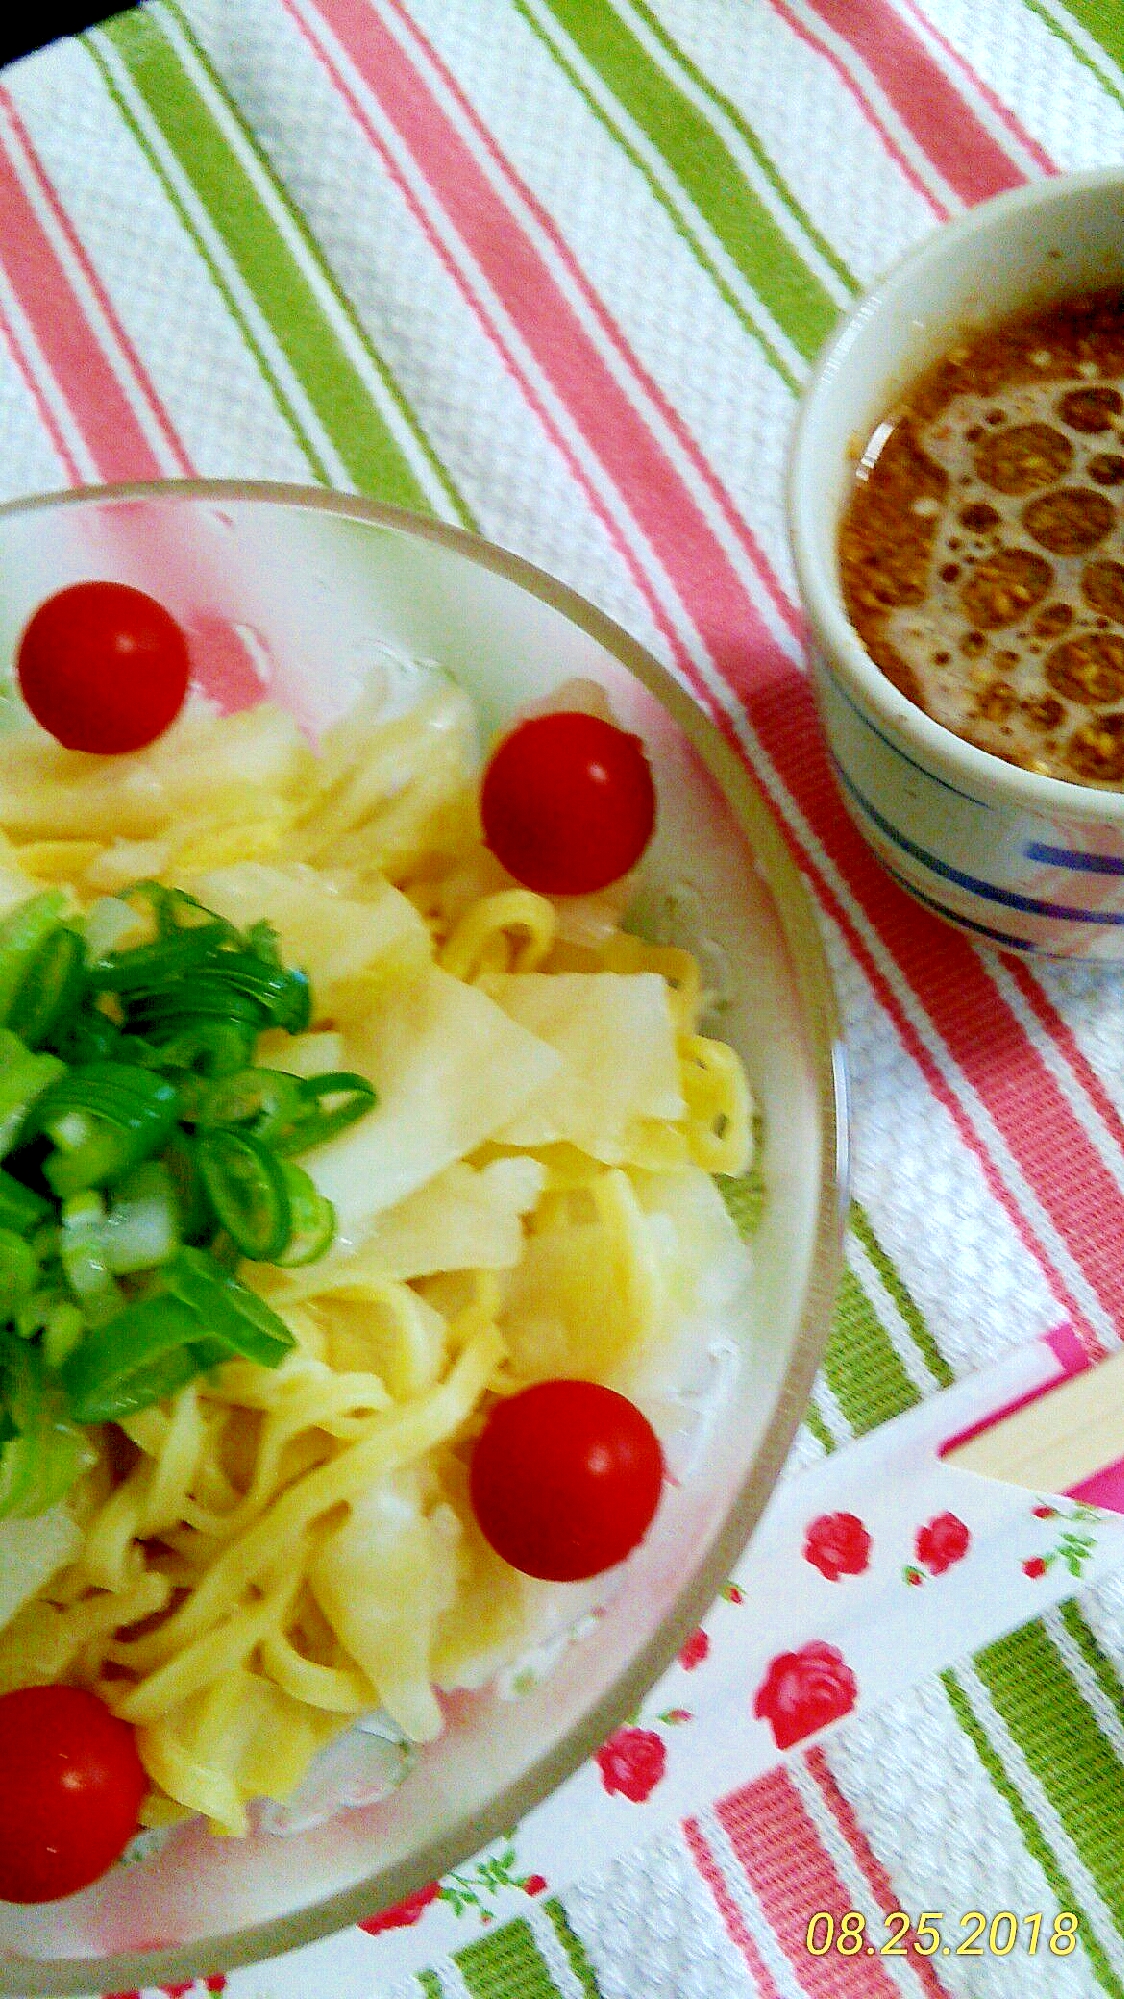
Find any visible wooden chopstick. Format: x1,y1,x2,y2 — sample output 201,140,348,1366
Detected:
945,1349,1124,1493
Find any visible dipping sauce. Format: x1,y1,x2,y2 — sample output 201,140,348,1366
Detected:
839,289,1124,786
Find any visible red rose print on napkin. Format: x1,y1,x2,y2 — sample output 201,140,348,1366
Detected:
358,1880,440,1933
596,1726,667,1801
803,1511,872,1581
915,1512,971,1575
678,1626,710,1670
1023,1556,1048,1579
753,1641,858,1751
107,1984,226,1998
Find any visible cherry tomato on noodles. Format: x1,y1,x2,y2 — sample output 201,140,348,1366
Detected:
0,1683,147,1902
480,710,656,896
469,1377,664,1582
17,581,191,754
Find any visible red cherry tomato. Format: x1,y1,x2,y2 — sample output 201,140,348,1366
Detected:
469,1378,664,1582
16,581,191,754
0,1683,147,1902
480,710,656,896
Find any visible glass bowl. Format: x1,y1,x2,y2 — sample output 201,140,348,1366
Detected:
0,482,847,1995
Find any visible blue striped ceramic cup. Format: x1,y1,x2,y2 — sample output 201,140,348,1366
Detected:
789,169,1124,960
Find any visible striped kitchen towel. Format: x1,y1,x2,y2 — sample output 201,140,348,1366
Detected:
2,0,1124,1993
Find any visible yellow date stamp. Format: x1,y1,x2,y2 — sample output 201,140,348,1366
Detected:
804,1910,1080,1957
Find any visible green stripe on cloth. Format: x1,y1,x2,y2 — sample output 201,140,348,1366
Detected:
416,1974,445,1997
515,0,829,384
98,4,462,516
164,0,474,525
942,1665,1122,1999
85,35,336,483
849,1200,954,1390
1029,0,1124,112
1056,0,1124,72
820,1257,922,1435
1060,1600,1124,1734
801,1397,837,1457
456,1915,569,1997
544,1896,606,1996
622,0,858,297
973,1619,1124,1943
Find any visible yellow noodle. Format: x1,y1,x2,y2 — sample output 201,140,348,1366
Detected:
108,1324,504,1679
439,889,556,981
118,1568,304,1724
0,683,755,1833
678,1031,753,1173
258,1623,374,1714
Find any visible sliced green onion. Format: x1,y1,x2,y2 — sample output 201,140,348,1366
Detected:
0,884,345,1476
0,1032,66,1159
281,1072,377,1152
196,1128,290,1260
197,1068,306,1148
0,1229,39,1312
134,977,269,1032
276,1162,335,1266
34,1063,181,1197
59,1192,123,1326
244,918,282,965
163,1246,295,1368
158,885,237,938
88,925,230,996
146,1020,255,1079
0,1332,91,1517
0,1168,50,1237
8,926,87,1050
41,1299,85,1370
162,1131,215,1245
53,1007,127,1066
0,890,67,1026
59,1295,203,1423
103,1161,180,1274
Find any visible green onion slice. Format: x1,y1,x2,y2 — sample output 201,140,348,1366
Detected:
59,1296,204,1424
0,891,67,1027
196,1128,290,1260
283,1072,377,1152
8,927,87,1050
197,1068,306,1148
163,1246,295,1367
0,1168,51,1237
276,1162,336,1266
33,1063,181,1198
0,1332,91,1517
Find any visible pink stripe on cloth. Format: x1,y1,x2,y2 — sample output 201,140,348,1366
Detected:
895,0,1056,176
0,299,82,482
804,1747,955,1997
301,0,1124,1356
1007,959,1124,1163
713,1766,907,1995
0,126,167,481
799,0,1028,203
768,0,948,217
382,0,802,646
683,1818,786,1995
305,0,791,683
283,0,698,692
1069,1458,1124,1511
0,92,194,477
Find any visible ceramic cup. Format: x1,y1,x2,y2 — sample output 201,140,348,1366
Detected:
789,167,1124,959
